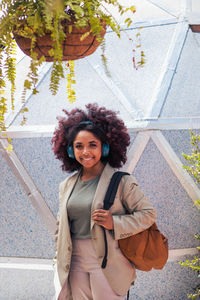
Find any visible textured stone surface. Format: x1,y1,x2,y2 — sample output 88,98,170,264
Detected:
0,152,55,258
130,260,199,300
12,138,67,217
0,269,54,300
0,260,198,300
133,138,200,249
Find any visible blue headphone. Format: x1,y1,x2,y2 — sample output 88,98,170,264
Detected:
67,145,75,159
102,142,110,157
67,142,110,159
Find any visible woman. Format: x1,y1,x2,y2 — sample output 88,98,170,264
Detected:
52,103,156,300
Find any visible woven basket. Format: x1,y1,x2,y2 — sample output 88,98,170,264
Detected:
13,21,106,62
190,25,200,32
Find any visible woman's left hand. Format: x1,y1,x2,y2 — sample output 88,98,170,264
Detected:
92,209,114,230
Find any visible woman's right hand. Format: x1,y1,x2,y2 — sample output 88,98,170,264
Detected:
92,209,114,230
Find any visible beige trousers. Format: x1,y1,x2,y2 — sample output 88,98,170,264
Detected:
69,239,126,300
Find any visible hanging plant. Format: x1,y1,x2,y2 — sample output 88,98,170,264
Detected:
0,0,136,132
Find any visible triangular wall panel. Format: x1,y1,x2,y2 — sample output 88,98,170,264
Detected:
0,152,54,258
133,138,200,249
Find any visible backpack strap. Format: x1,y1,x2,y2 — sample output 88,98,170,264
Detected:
103,171,129,210
101,171,129,269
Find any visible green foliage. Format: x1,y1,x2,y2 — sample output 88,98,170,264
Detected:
180,130,200,299
0,0,136,132
66,61,76,104
182,131,200,185
100,39,111,78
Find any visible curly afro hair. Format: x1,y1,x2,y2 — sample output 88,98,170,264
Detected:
52,103,130,172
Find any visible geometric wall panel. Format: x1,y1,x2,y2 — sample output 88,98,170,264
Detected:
12,138,67,217
131,261,198,300
0,268,54,299
133,138,200,249
0,152,54,258
162,129,200,183
161,30,200,118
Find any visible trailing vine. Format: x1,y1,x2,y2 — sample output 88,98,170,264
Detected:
0,0,137,133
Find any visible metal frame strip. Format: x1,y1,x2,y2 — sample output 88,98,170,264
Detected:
109,18,178,31
122,132,150,173
147,0,178,17
0,247,198,270
0,125,56,138
129,116,200,130
168,247,199,262
1,117,200,139
0,257,52,270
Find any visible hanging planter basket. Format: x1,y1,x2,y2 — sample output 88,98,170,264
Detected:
190,24,200,33
13,21,106,62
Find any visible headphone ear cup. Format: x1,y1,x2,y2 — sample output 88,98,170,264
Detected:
102,143,110,157
67,145,75,159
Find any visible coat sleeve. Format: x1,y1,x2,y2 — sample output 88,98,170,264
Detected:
112,175,156,240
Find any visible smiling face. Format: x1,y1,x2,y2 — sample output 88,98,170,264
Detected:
73,130,104,172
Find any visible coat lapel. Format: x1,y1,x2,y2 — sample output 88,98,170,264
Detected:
90,163,115,230
61,170,81,211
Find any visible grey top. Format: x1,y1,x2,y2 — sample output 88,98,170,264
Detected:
67,175,100,239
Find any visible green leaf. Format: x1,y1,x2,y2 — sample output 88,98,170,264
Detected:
68,25,73,34
80,31,90,41
24,80,32,89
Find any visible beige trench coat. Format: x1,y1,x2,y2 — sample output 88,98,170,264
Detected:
54,163,156,299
